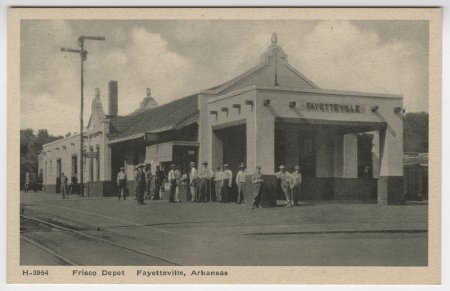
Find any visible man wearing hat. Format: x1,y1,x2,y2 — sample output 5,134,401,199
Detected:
289,165,302,206
222,164,232,202
235,163,247,204
136,164,146,204
277,165,292,207
198,161,212,202
116,166,127,200
168,164,177,203
251,166,264,209
189,161,198,202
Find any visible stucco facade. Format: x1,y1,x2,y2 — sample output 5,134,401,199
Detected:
39,33,403,204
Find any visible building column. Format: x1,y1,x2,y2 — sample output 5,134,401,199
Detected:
377,125,404,204
211,131,223,169
255,101,275,173
333,133,357,178
343,133,358,178
285,130,299,170
316,129,334,177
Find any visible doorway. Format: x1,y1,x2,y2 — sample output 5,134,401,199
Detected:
214,124,246,174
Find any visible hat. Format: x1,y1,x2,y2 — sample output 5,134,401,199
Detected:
170,164,176,169
137,164,144,168
279,165,285,169
190,161,196,166
202,161,208,165
120,166,124,170
239,163,245,168
256,165,262,169
294,165,300,170
223,164,229,167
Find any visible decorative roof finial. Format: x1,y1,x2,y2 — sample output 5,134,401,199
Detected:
146,87,151,97
95,88,100,98
271,32,277,45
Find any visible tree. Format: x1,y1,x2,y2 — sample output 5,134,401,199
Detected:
20,128,63,189
404,112,428,153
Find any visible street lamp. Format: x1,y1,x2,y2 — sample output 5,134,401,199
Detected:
61,35,105,196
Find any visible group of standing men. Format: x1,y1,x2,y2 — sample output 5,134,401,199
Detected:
276,165,302,208
188,161,238,203
116,161,302,208
116,163,165,205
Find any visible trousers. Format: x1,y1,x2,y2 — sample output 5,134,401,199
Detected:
237,182,245,204
252,182,264,207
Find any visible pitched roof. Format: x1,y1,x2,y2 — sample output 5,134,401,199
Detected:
108,115,142,133
109,94,198,143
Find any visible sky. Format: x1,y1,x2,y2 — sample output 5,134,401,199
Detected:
20,19,429,136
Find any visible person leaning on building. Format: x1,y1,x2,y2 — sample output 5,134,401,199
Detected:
168,164,177,203
153,165,164,200
117,167,127,200
136,164,146,205
289,165,302,207
213,166,223,202
61,173,69,199
277,165,292,208
235,163,247,204
251,166,264,209
189,161,199,202
222,164,232,202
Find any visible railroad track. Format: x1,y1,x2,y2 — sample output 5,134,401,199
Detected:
20,215,180,266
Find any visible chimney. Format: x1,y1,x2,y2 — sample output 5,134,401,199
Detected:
108,81,118,116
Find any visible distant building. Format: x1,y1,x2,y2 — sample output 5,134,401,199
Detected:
39,33,404,204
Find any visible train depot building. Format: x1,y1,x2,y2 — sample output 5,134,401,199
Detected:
39,34,404,205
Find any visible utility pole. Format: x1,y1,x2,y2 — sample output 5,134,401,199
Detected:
61,35,105,196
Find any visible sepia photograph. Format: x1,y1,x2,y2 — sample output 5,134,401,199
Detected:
7,7,441,284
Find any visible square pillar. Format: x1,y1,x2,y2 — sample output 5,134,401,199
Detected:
377,123,404,204
343,133,358,178
211,131,223,169
316,129,334,177
255,101,275,174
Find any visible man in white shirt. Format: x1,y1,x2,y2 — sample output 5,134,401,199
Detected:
277,165,292,207
213,166,223,202
222,164,232,202
289,165,302,206
168,164,176,203
117,167,127,200
189,161,198,202
235,163,247,204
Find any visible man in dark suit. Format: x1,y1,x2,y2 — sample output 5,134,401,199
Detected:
136,164,146,205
